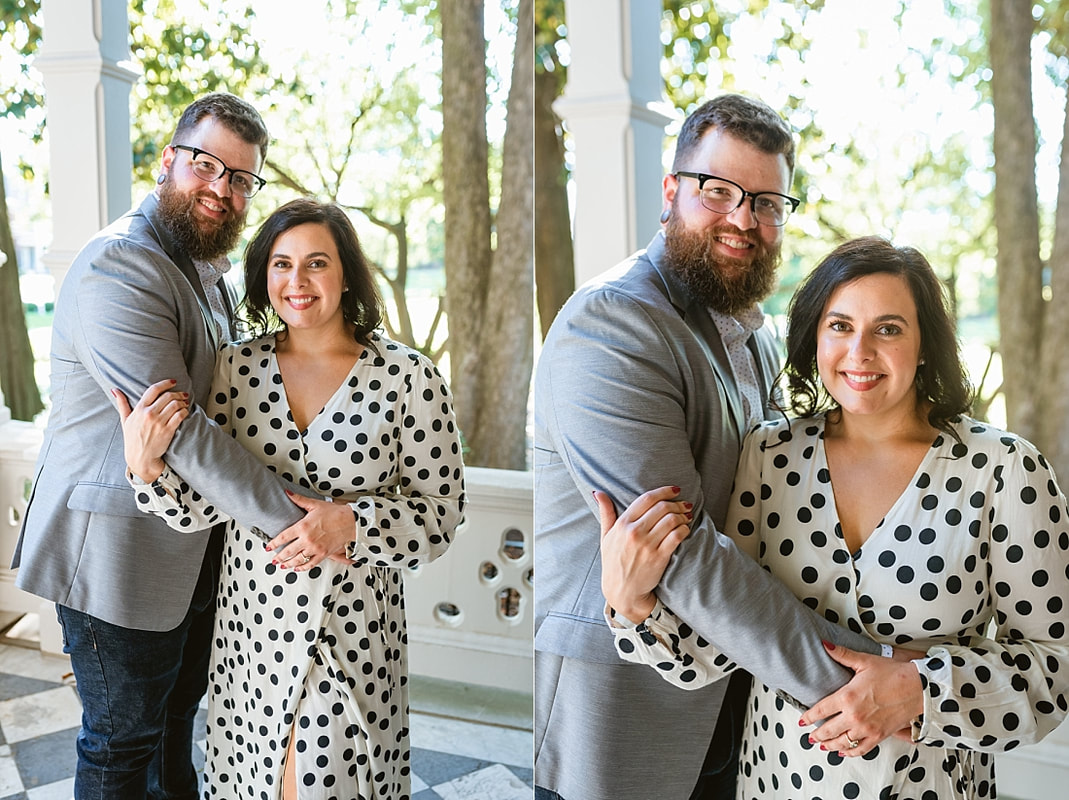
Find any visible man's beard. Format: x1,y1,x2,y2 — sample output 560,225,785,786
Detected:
157,177,245,261
663,210,781,314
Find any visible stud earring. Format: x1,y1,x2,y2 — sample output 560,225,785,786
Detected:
918,358,926,365
660,209,670,224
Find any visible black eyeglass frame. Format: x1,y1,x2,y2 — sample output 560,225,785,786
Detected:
673,171,800,227
170,144,267,198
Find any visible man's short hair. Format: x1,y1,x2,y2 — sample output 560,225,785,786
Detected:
172,93,270,163
671,93,795,176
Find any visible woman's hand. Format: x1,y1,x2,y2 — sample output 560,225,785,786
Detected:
266,491,356,571
112,379,189,483
597,486,692,624
799,641,925,756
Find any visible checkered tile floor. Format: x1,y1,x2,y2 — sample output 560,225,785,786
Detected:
0,638,532,799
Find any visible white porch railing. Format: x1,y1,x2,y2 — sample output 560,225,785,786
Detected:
0,411,533,694
0,414,54,647
406,467,532,693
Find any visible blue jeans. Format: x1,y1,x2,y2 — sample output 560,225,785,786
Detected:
57,536,219,800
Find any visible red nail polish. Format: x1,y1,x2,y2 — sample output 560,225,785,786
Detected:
671,486,681,493
683,502,694,510
808,736,815,744
822,639,834,652
798,719,806,727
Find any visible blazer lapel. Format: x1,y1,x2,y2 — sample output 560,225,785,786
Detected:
139,193,223,349
219,278,237,341
683,307,746,440
646,233,748,442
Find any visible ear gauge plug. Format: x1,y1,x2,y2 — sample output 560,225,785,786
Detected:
157,174,167,185
660,209,670,223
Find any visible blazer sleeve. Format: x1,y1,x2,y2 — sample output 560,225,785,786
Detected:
543,287,878,708
73,239,304,536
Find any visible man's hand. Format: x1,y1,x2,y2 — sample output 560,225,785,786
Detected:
799,641,925,756
265,491,357,571
597,486,692,624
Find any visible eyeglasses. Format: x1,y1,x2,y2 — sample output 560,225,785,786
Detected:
673,171,800,227
170,144,267,198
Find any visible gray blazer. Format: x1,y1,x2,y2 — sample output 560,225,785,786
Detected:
13,193,303,632
534,232,880,799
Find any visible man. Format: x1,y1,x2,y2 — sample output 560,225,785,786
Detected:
13,93,349,799
533,94,883,799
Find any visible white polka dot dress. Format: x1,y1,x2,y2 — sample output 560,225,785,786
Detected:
135,333,466,800
610,415,1069,800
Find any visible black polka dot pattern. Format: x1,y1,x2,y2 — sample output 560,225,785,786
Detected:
610,415,1069,799
135,333,466,798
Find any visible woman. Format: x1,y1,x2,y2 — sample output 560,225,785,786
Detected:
599,236,1069,799
117,198,465,799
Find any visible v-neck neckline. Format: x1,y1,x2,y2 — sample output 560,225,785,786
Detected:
816,416,942,560
271,338,367,437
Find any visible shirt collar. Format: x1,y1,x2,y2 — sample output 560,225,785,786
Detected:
192,255,232,284
709,305,765,342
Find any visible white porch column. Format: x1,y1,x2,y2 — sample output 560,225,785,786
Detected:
555,0,673,285
11,0,136,653
35,0,138,292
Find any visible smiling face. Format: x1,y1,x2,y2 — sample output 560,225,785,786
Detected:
157,116,262,260
817,272,924,423
266,222,347,336
662,129,790,313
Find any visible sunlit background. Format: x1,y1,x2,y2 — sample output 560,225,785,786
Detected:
538,0,1067,432
2,0,519,432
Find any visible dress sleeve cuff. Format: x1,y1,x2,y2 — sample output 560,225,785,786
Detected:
605,597,665,628
128,465,181,506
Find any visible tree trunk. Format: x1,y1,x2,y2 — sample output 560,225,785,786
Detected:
989,0,1042,442
1038,81,1069,478
474,0,534,469
534,63,574,339
0,149,45,422
442,0,494,462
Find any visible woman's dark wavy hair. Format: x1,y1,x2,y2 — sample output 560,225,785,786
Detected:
239,198,384,347
782,236,972,434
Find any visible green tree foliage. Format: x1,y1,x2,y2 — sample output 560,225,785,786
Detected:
659,0,997,325
128,0,276,189
248,1,448,359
